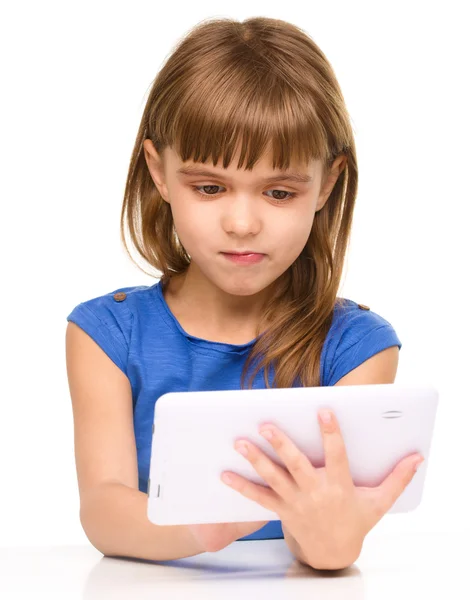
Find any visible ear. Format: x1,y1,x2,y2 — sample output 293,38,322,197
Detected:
143,139,170,203
316,155,347,211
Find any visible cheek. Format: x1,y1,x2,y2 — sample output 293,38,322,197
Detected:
279,214,313,244
172,208,215,255
276,219,313,263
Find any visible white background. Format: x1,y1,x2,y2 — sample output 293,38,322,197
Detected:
1,0,468,547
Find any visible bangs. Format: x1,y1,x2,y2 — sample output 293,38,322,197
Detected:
158,67,329,173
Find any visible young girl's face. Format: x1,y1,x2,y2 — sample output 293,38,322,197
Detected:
143,139,342,296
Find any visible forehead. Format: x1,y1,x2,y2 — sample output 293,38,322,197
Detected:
164,146,318,183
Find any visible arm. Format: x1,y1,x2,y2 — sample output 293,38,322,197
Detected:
66,322,206,561
80,481,206,560
66,323,275,559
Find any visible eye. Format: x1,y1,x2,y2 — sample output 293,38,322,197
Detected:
191,185,297,204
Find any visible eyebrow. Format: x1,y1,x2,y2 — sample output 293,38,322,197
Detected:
176,166,313,184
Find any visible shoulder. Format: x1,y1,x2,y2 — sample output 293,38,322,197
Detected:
67,284,142,335
321,298,402,386
331,298,399,340
66,283,155,375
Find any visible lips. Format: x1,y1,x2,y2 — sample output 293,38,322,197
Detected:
222,252,265,264
222,251,264,255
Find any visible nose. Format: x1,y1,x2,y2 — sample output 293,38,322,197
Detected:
221,195,262,236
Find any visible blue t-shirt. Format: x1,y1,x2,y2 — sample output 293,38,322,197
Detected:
66,279,402,541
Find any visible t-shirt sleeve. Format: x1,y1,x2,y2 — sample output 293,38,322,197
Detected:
66,290,133,376
323,303,402,386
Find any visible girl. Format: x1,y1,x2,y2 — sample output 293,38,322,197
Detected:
66,17,405,564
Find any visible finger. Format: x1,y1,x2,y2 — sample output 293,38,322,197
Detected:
375,454,424,515
258,424,318,490
232,439,296,503
220,469,280,513
318,409,354,488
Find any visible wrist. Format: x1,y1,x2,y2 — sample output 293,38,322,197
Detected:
282,522,362,570
303,540,363,571
281,522,309,563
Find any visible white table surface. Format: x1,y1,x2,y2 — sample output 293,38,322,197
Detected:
0,532,467,599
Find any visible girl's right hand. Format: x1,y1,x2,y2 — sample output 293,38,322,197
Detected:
187,520,270,553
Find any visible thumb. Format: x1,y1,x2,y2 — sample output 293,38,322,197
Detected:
376,454,424,515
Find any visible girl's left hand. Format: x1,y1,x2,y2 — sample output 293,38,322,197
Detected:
221,408,424,570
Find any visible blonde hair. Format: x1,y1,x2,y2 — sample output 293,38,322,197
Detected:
120,16,357,389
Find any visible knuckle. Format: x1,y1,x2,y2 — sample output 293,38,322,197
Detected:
289,454,304,473
239,477,248,491
292,496,309,516
265,463,279,482
307,489,323,507
371,492,388,518
254,488,273,511
257,459,276,482
329,444,346,462
364,491,387,523
404,467,416,486
329,483,345,501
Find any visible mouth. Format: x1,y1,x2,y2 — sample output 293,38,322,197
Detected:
221,252,266,264
221,250,265,256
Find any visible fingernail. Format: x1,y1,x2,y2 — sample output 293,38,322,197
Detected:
319,409,332,424
413,457,424,472
259,428,274,440
235,442,249,456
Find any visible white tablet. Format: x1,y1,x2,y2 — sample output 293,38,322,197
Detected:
147,383,439,526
